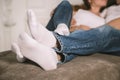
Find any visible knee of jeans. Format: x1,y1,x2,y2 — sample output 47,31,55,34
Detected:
61,0,72,9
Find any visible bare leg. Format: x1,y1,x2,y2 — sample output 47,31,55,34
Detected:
107,18,120,30
17,33,58,71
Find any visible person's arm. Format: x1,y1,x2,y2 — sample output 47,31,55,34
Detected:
70,15,91,32
70,10,91,32
70,25,91,32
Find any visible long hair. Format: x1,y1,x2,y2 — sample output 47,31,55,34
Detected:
106,0,118,8
101,0,118,12
83,0,118,12
82,0,91,10
72,0,118,12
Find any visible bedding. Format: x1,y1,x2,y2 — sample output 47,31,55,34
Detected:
0,51,120,80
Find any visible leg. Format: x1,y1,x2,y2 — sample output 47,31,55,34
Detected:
27,1,72,47
17,33,58,71
27,12,120,63
13,9,57,62
46,0,72,31
15,10,58,62
27,23,118,63
27,10,57,47
27,15,120,63
53,25,120,62
28,0,72,42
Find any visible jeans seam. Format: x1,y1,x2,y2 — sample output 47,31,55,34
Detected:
53,32,64,52
53,32,68,63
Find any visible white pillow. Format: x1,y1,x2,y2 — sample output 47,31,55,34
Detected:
69,0,83,5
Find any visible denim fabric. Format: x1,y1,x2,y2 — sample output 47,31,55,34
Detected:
53,25,120,62
45,0,120,63
45,0,76,63
46,0,72,31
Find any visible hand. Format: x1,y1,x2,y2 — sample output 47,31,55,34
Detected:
71,18,76,26
70,25,91,32
70,25,78,32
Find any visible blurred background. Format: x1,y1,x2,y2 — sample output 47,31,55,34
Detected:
0,0,83,52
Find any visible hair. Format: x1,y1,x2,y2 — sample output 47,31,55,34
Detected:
72,0,118,12
83,0,91,10
106,0,118,8
72,4,87,12
72,5,81,12
83,0,118,12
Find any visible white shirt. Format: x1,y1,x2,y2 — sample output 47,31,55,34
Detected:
104,5,120,23
73,9,105,28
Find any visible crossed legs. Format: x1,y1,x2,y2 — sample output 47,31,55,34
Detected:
11,9,64,70
12,32,58,71
11,9,120,71
11,8,71,70
11,0,73,71
27,10,57,48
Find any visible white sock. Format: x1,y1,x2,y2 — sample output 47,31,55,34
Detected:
27,9,56,47
54,23,70,36
17,33,58,71
11,43,26,62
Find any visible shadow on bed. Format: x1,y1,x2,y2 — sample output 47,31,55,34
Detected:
0,51,120,80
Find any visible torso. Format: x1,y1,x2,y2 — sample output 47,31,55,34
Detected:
73,9,105,28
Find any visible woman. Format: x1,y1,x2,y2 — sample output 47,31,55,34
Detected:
70,0,118,31
12,0,120,71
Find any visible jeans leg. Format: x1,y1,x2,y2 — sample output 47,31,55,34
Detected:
53,25,120,62
46,0,72,31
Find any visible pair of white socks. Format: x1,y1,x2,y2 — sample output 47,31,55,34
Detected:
11,9,69,71
12,33,58,71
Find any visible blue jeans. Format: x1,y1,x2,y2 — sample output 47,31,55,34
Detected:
53,25,120,62
46,0,75,63
46,1,120,63
46,0,72,31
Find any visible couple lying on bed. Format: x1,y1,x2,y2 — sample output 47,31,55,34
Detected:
11,0,120,71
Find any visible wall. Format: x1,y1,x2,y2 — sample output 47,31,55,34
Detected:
0,0,26,52
0,0,83,52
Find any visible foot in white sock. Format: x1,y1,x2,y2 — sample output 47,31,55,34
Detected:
27,9,56,47
11,43,26,62
55,23,70,36
17,33,58,71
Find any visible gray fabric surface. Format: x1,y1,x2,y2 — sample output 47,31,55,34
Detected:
0,51,120,80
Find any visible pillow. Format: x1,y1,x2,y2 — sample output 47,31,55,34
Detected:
69,0,83,5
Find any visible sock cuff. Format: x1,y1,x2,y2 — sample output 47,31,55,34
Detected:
57,23,67,27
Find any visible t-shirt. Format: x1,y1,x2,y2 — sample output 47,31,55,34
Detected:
104,5,120,23
73,9,105,28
